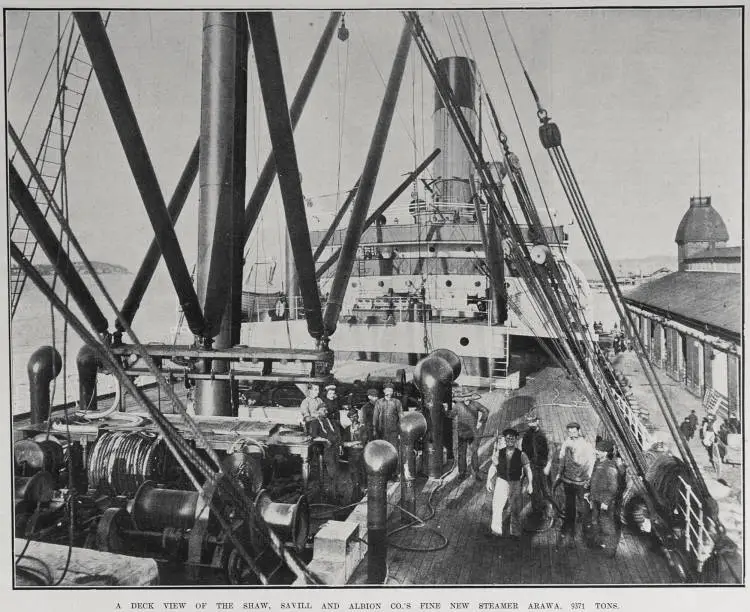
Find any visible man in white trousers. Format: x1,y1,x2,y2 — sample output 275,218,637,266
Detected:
487,428,533,539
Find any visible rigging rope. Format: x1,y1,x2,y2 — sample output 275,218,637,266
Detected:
8,11,31,91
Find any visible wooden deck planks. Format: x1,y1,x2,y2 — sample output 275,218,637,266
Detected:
350,366,676,585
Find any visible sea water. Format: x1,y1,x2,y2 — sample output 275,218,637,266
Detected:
10,273,180,414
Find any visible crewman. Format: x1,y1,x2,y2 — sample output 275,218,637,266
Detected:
299,383,323,426
373,382,402,450
554,422,595,546
450,392,489,480
521,411,552,524
308,403,342,500
487,428,533,538
323,384,342,431
585,439,620,555
359,388,379,443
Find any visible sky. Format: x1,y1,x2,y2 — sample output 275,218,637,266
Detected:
3,7,743,291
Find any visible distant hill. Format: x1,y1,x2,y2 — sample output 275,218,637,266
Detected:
572,255,677,280
10,260,130,276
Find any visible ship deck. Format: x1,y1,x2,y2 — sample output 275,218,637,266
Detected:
349,367,676,585
16,366,677,585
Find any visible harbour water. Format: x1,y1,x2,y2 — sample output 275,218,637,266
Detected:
10,272,179,414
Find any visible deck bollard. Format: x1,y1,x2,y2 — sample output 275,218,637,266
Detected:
28,346,63,425
364,440,398,584
399,411,427,523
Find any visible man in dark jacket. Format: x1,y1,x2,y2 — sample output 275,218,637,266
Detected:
521,411,553,527
585,439,620,555
450,395,489,480
359,388,379,443
373,382,402,450
323,384,342,431
308,403,342,500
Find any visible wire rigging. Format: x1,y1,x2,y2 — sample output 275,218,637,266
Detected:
8,11,31,91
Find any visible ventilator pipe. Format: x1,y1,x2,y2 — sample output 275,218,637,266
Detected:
77,344,104,412
364,440,398,584
429,348,461,382
399,411,427,524
28,346,63,425
255,490,310,553
413,354,455,478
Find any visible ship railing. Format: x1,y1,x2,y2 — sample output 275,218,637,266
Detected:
272,295,521,329
310,222,568,250
677,476,717,573
613,394,653,450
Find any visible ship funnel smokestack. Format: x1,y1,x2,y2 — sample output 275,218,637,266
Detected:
433,57,477,204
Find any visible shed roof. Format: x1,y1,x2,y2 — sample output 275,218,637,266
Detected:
623,271,741,336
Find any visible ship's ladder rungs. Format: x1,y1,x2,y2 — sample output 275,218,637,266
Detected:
9,28,98,318
491,329,510,379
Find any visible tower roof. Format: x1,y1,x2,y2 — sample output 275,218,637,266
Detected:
675,196,729,244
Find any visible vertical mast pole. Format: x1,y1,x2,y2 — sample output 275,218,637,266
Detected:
195,12,238,416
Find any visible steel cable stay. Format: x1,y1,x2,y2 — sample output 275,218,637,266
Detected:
9,127,320,584
464,12,664,477
407,11,662,496
499,13,727,573
486,79,655,479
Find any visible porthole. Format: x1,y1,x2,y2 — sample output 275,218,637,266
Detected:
474,281,481,287
428,245,436,253
459,337,469,347
445,280,453,287
378,280,385,287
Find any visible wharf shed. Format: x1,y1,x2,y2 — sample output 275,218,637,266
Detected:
623,196,742,420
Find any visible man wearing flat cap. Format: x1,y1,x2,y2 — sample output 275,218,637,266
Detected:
555,422,595,545
450,391,489,480
487,428,533,538
585,439,620,555
357,388,379,444
373,382,402,450
521,412,552,525
323,384,342,432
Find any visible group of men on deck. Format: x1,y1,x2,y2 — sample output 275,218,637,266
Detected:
299,381,624,554
487,416,624,554
299,382,404,496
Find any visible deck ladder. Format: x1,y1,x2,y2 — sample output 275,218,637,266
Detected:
490,325,510,382
9,19,104,318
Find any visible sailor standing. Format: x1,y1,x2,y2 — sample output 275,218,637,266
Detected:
373,382,402,450
521,412,553,523
585,439,620,555
487,428,533,538
359,388,380,443
308,403,342,500
451,395,489,480
554,421,595,545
